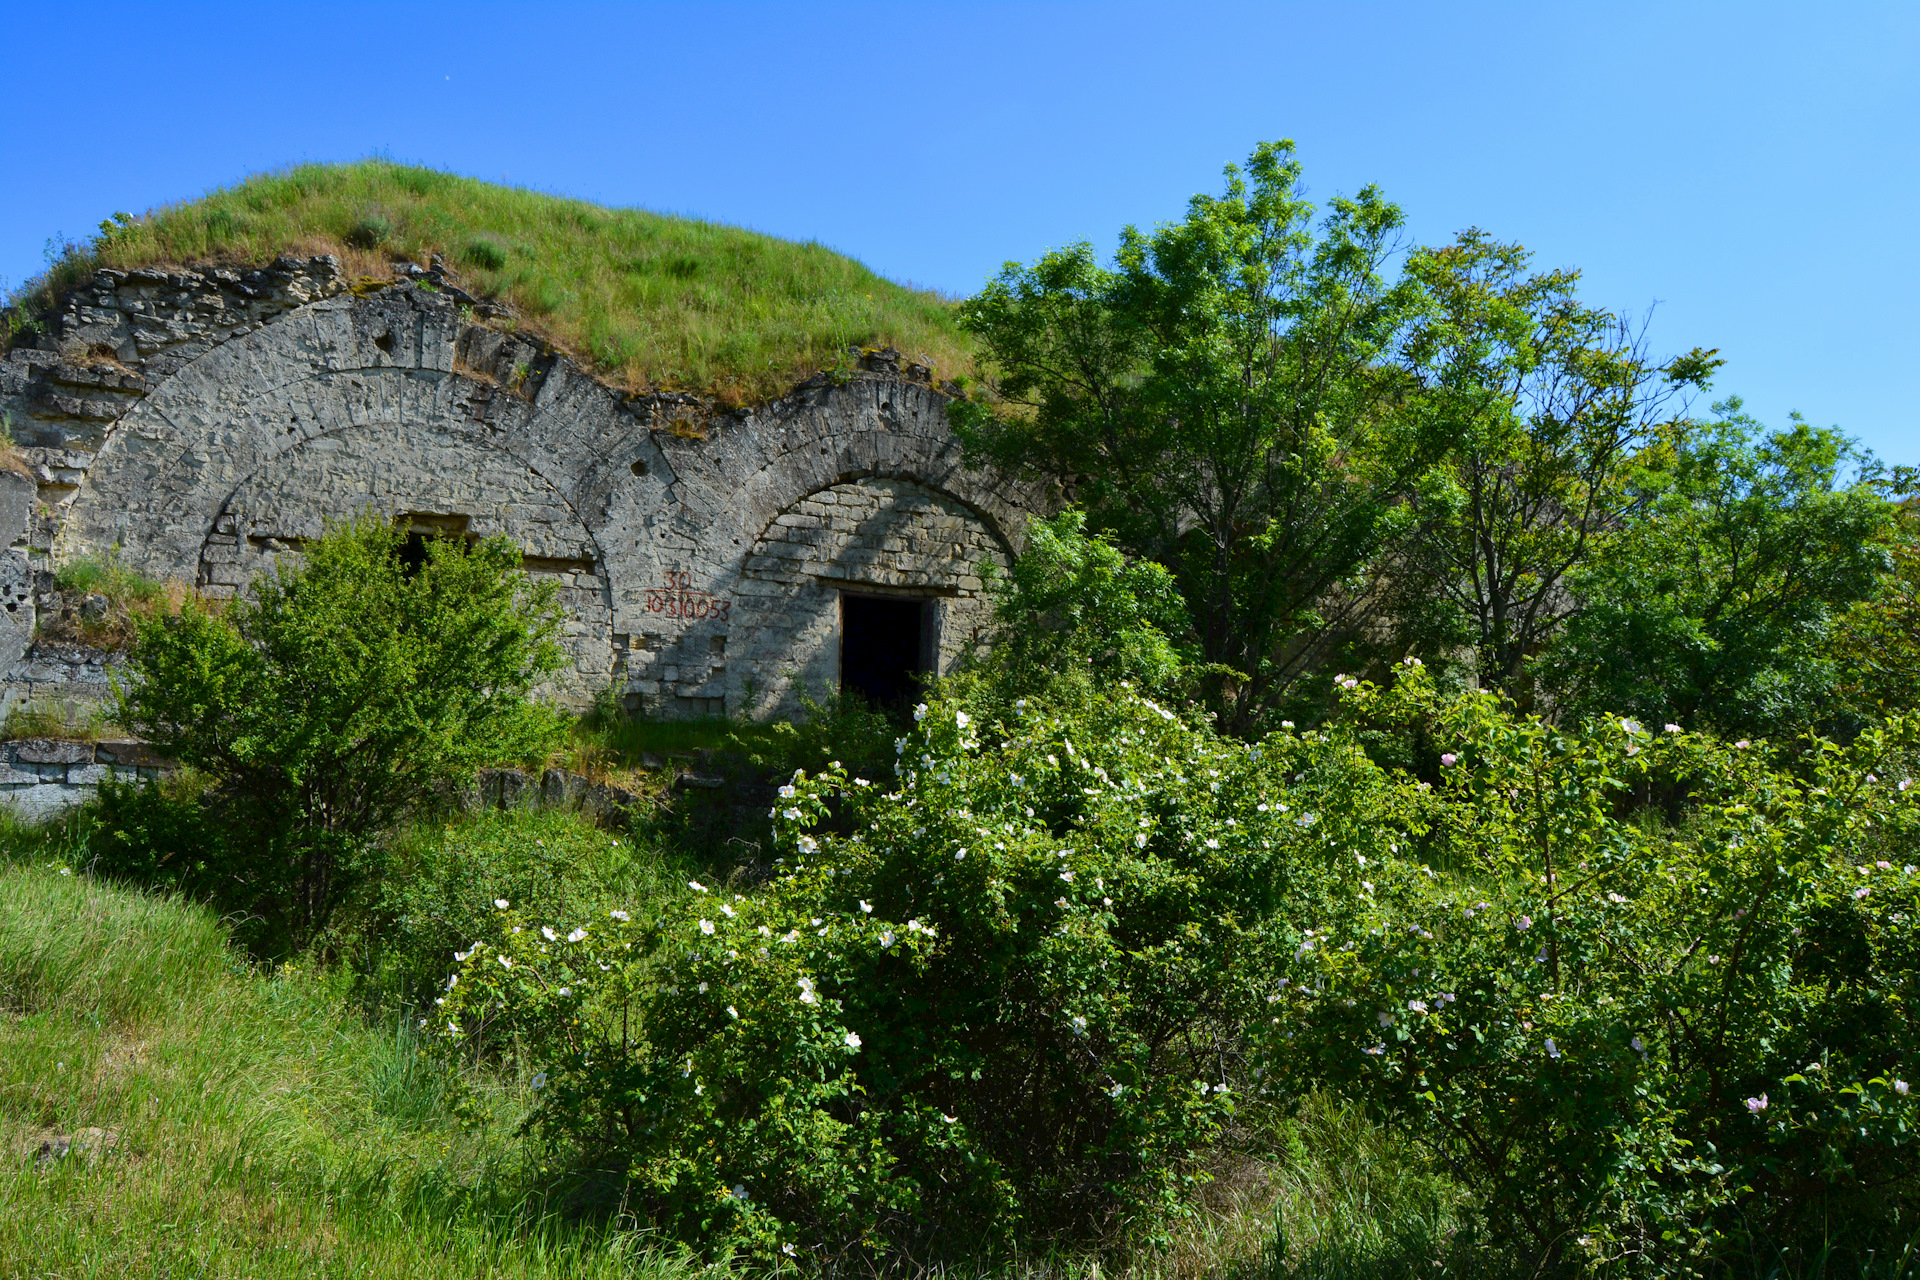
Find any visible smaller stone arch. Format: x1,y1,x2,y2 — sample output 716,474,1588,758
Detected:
700,476,1013,719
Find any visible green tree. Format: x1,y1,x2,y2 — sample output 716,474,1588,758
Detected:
1395,230,1721,698
1833,494,1920,723
1539,406,1897,736
972,509,1193,697
112,516,566,943
956,141,1432,732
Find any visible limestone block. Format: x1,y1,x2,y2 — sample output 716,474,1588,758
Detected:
12,738,94,765
0,783,87,824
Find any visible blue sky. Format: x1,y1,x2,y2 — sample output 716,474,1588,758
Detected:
5,1,1915,465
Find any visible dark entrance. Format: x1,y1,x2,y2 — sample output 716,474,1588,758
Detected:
840,594,927,709
395,513,474,576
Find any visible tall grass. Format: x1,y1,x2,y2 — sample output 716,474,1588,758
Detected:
0,856,702,1279
12,159,978,404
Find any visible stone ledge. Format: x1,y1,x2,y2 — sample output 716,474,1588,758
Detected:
0,734,172,821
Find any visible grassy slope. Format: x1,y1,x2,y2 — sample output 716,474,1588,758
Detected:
0,855,698,1280
13,160,977,405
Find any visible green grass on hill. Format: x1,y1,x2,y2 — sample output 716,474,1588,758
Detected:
12,160,978,405
0,852,695,1280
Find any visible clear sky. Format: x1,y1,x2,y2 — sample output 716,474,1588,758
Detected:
5,1,1915,465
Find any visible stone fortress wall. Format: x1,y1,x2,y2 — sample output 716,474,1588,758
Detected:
0,254,1047,734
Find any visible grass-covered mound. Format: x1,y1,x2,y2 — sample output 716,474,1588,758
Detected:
12,160,977,404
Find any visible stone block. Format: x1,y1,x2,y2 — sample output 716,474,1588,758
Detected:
0,783,87,824
496,769,533,808
96,740,171,768
11,738,94,765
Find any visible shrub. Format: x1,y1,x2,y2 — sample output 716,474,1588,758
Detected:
344,808,686,1019
346,205,394,249
1270,665,1920,1275
967,509,1194,701
107,516,567,947
464,233,510,271
440,683,1405,1264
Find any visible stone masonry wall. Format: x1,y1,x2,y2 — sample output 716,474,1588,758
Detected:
0,255,1049,749
715,478,1010,718
0,737,168,824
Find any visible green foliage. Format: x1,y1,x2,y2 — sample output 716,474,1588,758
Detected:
347,204,396,249
1830,504,1920,726
956,141,1433,732
968,509,1195,698
106,516,567,945
720,689,897,784
1272,666,1920,1274
53,552,165,603
1393,231,1721,698
0,699,113,742
464,232,511,271
344,808,687,1020
439,633,1920,1269
441,684,1406,1264
1540,406,1897,738
7,159,978,402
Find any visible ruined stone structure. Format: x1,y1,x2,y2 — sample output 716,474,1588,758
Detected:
0,254,1046,729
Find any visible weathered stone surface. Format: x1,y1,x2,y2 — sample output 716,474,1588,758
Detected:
0,471,35,673
96,740,171,768
1,782,86,823
2,259,1047,721
11,737,94,764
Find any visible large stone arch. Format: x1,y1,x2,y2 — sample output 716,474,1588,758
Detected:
700,477,1013,718
52,289,609,582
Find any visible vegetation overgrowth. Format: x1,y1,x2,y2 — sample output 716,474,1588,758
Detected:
2,812,1478,1279
450,655,1920,1272
100,516,567,951
954,141,1919,738
6,159,978,403
5,142,1920,1278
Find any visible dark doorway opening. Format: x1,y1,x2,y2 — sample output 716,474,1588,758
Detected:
398,531,435,575
394,513,474,577
841,594,927,709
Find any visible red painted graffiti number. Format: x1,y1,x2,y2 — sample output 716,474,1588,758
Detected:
644,572,731,621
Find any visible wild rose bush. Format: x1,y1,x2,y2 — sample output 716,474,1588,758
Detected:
439,656,1919,1271
1269,666,1920,1274
439,683,1406,1264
